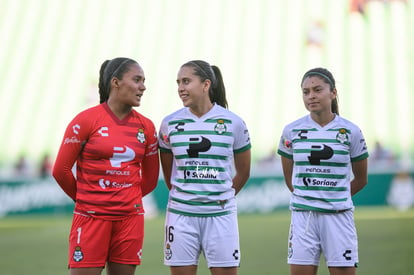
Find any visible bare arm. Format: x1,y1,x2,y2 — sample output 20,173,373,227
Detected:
280,156,294,192
159,151,173,190
350,158,368,196
140,150,160,197
232,149,251,195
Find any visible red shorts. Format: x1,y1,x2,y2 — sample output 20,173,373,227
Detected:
68,213,144,268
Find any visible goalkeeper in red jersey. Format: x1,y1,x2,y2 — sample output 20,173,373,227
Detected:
53,57,159,275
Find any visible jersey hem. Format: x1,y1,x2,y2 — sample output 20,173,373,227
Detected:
167,208,232,217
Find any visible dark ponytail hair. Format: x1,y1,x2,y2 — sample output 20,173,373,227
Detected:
301,67,339,115
98,57,137,103
182,60,228,108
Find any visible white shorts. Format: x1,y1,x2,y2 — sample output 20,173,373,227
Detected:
288,210,359,267
163,211,240,268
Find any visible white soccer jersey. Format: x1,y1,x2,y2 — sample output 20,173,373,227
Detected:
159,104,251,216
277,115,368,212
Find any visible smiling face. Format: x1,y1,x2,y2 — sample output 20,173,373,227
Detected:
301,75,336,115
112,63,146,107
176,65,211,109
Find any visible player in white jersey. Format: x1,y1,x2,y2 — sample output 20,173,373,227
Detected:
277,67,368,275
159,60,251,275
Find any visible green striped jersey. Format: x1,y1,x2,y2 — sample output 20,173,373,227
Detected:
277,115,368,212
159,104,251,216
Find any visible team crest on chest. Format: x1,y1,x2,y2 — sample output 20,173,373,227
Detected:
137,128,146,143
336,128,348,144
214,119,227,134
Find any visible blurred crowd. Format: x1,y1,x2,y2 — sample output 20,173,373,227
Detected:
6,153,53,179
254,140,412,173
349,0,408,14
3,140,413,180
1,140,413,212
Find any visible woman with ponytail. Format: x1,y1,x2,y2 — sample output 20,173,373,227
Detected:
53,57,159,275
277,67,369,275
158,60,251,275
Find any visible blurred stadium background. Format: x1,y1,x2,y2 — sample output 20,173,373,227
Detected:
0,0,414,214
1,0,414,212
0,0,413,172
1,1,414,274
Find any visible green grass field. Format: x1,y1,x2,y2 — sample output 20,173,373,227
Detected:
0,207,413,275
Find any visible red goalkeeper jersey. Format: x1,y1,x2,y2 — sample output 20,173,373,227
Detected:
53,103,159,220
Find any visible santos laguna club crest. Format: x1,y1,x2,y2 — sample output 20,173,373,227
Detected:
137,128,146,143
214,119,227,134
336,128,349,144
73,246,84,262
165,243,172,260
